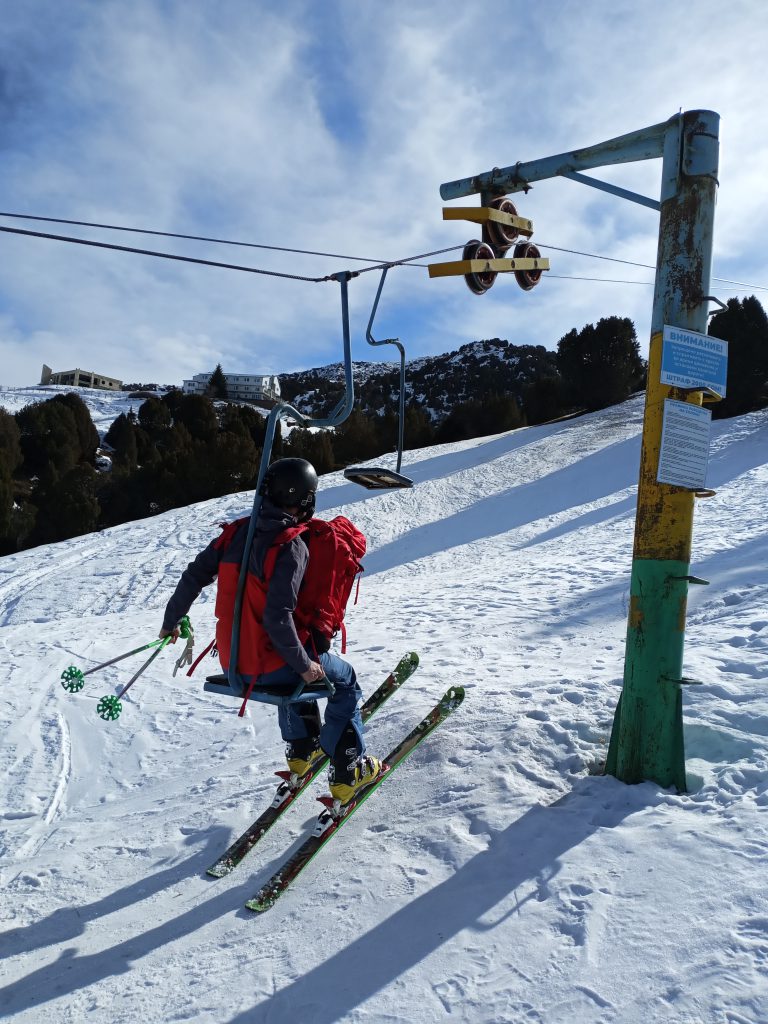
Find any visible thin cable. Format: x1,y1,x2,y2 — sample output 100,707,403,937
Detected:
710,276,768,293
2,210,766,293
0,209,465,272
355,244,466,275
537,242,654,270
0,224,331,282
0,210,392,265
0,220,465,281
538,240,768,293
549,274,653,285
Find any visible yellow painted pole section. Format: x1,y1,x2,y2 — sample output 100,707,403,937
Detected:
634,331,702,562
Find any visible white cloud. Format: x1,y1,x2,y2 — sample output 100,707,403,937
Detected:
0,0,766,387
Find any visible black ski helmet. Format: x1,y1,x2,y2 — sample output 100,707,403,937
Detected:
259,458,318,516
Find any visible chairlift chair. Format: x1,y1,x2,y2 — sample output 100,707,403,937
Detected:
224,268,410,709
343,266,414,491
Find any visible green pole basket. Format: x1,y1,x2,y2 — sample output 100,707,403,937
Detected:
61,666,85,693
96,695,123,721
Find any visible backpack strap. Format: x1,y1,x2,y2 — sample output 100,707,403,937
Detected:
260,522,310,580
238,678,258,717
186,636,216,677
213,516,249,551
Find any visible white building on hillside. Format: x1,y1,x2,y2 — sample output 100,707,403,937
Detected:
182,372,281,402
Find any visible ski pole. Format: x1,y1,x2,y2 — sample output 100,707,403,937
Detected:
96,636,172,721
60,639,167,693
60,616,193,694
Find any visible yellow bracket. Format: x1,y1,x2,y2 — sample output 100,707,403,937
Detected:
442,207,534,237
428,256,550,279
676,384,723,404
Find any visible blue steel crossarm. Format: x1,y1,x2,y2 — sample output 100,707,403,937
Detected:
440,117,671,200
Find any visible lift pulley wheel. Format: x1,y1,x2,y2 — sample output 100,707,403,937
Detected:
463,240,497,295
513,241,544,290
486,197,520,249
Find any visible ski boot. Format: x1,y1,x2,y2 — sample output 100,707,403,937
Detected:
328,754,384,807
285,738,325,784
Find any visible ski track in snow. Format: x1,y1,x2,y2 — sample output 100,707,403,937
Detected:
0,396,767,1023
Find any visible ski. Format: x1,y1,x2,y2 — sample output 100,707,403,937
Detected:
244,685,465,913
206,652,420,877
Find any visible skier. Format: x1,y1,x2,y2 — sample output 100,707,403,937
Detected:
159,457,381,805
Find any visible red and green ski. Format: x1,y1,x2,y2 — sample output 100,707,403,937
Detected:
245,685,465,913
206,652,420,878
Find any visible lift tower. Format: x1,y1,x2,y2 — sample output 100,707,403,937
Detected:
440,111,721,791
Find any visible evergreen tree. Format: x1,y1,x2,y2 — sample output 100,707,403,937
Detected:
0,476,34,555
557,317,644,411
374,409,399,456
708,296,768,418
174,394,218,442
161,387,185,418
104,413,139,470
163,422,195,455
0,409,22,476
332,409,380,465
134,426,159,467
207,364,228,400
403,404,435,450
0,463,14,550
50,393,100,463
436,393,524,443
16,400,81,476
284,428,335,474
138,396,172,437
221,403,267,447
206,431,261,494
523,375,568,425
32,464,101,545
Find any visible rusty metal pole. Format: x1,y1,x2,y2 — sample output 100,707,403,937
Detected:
605,111,720,790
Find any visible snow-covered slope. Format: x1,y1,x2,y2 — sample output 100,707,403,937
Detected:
1,396,767,1023
0,384,143,435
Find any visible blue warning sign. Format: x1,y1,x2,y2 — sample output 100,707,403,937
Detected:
660,326,728,397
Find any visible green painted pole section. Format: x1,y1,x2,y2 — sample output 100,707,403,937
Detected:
605,559,688,789
605,111,720,791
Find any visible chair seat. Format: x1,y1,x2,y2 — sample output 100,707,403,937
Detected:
204,673,332,699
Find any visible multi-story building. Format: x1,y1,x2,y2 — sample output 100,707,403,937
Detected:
40,364,122,390
182,372,281,403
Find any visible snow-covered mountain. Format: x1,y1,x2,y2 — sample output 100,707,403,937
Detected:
1,396,766,1023
278,338,558,421
1,337,557,438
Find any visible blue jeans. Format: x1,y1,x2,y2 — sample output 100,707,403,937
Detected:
256,649,364,758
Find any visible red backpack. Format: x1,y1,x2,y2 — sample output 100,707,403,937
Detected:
291,516,366,653
212,514,366,661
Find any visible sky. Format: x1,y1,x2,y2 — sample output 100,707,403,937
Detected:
1,390,766,1021
1,0,767,387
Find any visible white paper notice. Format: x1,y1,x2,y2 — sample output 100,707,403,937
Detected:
657,399,712,489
